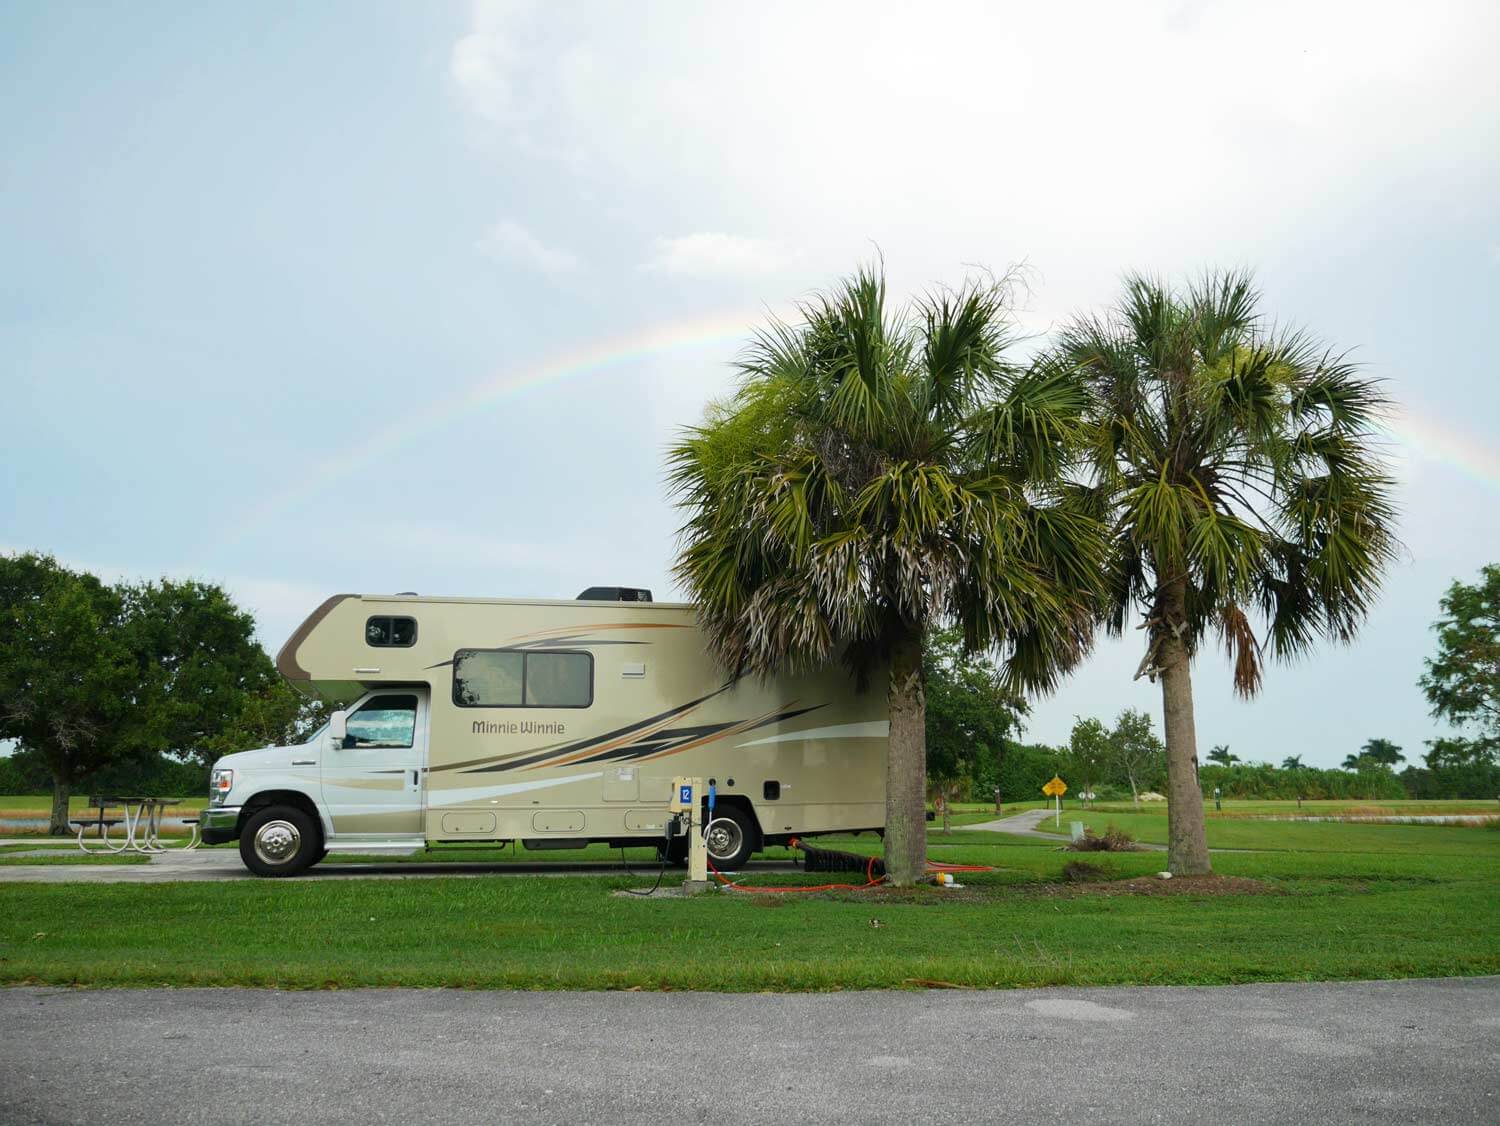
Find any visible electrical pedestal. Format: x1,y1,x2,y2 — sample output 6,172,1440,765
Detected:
671,776,711,893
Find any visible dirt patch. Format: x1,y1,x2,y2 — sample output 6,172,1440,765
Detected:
1040,874,1282,898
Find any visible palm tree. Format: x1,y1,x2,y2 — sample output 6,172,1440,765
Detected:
1207,744,1239,766
1282,753,1307,807
1359,737,1404,766
669,267,1106,885
1053,270,1398,874
1341,752,1365,771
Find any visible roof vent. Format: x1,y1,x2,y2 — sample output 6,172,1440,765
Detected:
576,586,652,602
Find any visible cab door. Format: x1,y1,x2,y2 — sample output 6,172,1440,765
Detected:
321,689,427,839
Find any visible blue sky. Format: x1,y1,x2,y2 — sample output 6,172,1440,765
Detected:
3,1,1497,767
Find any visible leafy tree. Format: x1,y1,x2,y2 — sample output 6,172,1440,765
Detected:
0,553,288,833
923,625,1027,805
669,267,1106,884
1054,270,1398,873
192,678,328,767
1207,745,1239,766
1109,707,1165,807
1420,565,1499,761
1358,737,1404,767
0,554,143,833
1423,736,1493,771
1067,717,1111,808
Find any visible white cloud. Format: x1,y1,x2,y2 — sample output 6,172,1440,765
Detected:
447,1,1500,298
479,219,580,274
641,233,790,277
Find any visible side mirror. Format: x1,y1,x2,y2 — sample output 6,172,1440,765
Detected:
329,710,348,749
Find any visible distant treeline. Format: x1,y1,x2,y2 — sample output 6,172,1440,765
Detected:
944,742,1499,804
0,749,206,801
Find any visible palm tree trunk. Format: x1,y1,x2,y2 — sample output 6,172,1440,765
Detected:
49,777,71,838
884,631,927,886
1158,581,1211,875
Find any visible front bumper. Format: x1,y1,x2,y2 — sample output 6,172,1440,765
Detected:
200,804,243,845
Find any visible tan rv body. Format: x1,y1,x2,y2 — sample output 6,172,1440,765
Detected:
200,593,887,870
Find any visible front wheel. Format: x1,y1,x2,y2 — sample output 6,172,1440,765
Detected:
705,806,757,871
239,806,321,877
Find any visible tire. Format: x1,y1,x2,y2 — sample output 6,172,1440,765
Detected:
704,805,757,871
239,805,321,877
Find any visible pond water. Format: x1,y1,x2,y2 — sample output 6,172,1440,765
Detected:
1,816,197,831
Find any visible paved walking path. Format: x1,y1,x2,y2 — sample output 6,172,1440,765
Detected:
967,807,1070,840
968,806,1177,850
3,978,1494,1124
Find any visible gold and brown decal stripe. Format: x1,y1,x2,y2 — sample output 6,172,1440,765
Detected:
631,704,822,764
455,681,740,775
503,622,690,644
523,701,825,772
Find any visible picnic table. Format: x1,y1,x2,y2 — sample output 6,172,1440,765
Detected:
73,796,200,854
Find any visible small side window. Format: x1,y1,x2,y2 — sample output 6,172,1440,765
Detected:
366,616,417,647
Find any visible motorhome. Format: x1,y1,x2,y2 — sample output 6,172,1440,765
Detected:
201,588,889,876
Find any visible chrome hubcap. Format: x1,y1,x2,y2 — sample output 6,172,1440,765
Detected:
254,820,301,865
706,818,743,862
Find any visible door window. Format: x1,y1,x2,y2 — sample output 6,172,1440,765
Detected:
344,694,418,748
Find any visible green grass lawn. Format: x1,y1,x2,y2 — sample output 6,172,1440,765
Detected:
0,852,151,866
1,820,1496,990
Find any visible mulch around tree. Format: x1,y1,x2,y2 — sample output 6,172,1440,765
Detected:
1046,873,1282,898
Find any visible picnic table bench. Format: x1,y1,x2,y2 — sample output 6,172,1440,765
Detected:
70,812,123,843
74,796,200,854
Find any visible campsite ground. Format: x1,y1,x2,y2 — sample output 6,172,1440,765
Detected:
0,799,1496,990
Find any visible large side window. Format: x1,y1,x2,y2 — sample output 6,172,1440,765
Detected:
453,650,524,707
524,651,593,707
453,649,592,708
344,694,418,748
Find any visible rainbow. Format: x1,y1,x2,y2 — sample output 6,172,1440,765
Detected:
221,314,1498,548
1376,404,1500,492
222,307,773,545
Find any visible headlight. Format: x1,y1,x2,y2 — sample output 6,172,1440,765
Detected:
210,768,234,804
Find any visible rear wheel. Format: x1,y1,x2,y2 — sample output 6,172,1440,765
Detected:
705,805,757,871
239,806,321,877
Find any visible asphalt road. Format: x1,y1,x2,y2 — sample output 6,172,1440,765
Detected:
3,978,1496,1124
0,850,800,883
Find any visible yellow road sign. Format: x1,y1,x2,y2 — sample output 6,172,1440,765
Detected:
1042,775,1068,797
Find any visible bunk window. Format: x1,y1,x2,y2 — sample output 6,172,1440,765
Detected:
452,649,593,708
366,616,417,647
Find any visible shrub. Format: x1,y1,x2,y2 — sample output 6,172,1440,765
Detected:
1069,824,1139,852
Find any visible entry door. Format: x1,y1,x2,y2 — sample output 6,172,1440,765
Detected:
321,690,427,838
